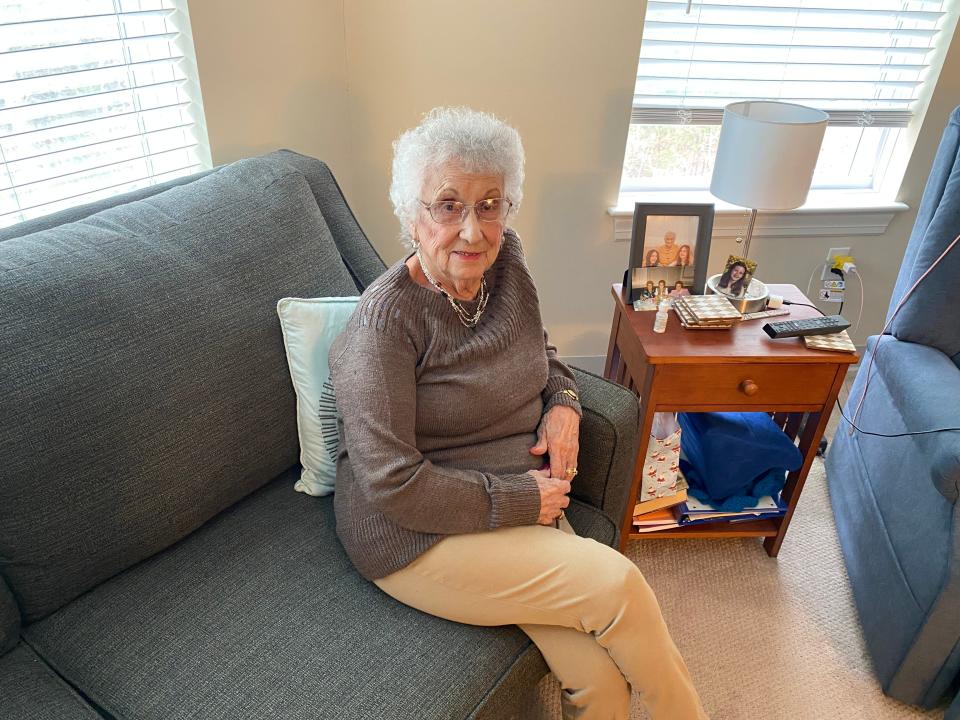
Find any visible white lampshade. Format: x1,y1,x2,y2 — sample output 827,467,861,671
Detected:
710,101,829,211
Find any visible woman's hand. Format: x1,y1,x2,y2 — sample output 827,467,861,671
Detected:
530,405,581,482
531,468,571,525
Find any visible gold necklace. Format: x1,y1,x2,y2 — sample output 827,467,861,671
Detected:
416,249,489,328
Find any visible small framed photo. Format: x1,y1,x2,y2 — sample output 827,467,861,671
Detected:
629,266,687,310
625,203,714,303
716,255,758,299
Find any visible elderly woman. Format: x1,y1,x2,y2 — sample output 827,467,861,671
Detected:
329,107,706,720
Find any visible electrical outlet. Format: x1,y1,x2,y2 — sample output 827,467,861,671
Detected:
822,247,852,280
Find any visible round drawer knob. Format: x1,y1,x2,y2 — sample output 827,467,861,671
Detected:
740,379,759,396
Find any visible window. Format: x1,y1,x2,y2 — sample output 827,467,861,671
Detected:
621,0,957,195
0,0,210,227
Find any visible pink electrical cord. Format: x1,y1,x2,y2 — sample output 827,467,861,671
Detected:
849,231,960,434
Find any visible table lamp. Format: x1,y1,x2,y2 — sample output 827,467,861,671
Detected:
708,100,829,311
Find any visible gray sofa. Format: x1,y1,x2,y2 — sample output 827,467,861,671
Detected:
826,107,960,715
0,150,640,719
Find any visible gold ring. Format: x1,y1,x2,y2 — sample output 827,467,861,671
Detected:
566,467,578,477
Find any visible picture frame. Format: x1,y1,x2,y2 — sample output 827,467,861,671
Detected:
716,254,758,299
624,203,714,303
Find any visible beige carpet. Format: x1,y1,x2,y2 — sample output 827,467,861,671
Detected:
533,457,949,719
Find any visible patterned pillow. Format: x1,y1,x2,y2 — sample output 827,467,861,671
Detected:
276,296,359,495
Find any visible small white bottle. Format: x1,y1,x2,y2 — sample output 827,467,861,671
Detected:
653,299,670,333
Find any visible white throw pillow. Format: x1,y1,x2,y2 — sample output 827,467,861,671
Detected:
276,296,359,496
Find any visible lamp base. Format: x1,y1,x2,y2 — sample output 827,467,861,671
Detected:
706,274,770,314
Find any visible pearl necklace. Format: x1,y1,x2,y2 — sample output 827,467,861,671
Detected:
416,249,489,328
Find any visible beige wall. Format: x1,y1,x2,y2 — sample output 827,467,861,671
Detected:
189,0,960,357
340,0,645,358
188,0,356,199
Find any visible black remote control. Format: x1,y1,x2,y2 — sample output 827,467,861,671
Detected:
762,315,851,339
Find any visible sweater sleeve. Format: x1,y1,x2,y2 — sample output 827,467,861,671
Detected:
330,323,542,534
540,328,583,417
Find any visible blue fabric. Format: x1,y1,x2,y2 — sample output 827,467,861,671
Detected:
830,335,960,708
887,106,960,366
827,423,931,690
827,106,960,712
677,412,802,510
859,335,960,503
849,339,955,612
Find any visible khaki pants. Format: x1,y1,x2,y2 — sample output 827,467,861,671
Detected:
374,518,707,720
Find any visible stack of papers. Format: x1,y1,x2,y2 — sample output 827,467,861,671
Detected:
632,506,681,533
674,295,742,330
677,494,786,527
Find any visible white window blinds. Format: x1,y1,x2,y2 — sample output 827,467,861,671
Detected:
633,0,952,127
0,0,210,227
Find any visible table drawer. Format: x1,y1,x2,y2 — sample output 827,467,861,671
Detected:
654,363,838,406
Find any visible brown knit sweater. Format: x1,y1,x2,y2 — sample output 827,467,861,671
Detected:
328,230,581,580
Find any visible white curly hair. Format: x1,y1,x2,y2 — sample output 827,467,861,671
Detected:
389,106,525,248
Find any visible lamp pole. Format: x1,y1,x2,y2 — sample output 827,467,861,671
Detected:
741,208,758,259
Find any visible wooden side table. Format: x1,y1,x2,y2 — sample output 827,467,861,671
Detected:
604,283,857,556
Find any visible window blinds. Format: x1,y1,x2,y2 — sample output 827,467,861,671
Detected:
0,0,209,227
633,0,951,127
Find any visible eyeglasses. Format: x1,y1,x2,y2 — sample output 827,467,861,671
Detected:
418,197,512,225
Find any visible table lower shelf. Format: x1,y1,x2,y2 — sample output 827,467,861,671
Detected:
629,518,781,540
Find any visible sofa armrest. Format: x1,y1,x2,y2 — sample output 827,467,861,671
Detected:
569,367,640,540
860,336,960,504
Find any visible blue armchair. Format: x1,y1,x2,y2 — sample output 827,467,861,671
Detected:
826,107,960,712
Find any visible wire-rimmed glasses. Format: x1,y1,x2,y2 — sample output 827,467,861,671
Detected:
418,197,512,225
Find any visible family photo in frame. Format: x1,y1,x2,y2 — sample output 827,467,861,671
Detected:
625,203,714,304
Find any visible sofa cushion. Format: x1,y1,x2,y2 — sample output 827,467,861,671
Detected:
0,156,359,622
266,150,387,289
24,466,598,720
846,337,955,609
0,644,101,719
863,336,960,505
0,168,216,244
0,150,388,295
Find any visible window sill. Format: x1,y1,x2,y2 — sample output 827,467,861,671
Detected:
608,190,910,242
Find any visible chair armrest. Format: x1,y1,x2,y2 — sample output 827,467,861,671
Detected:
570,367,640,541
858,336,960,504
